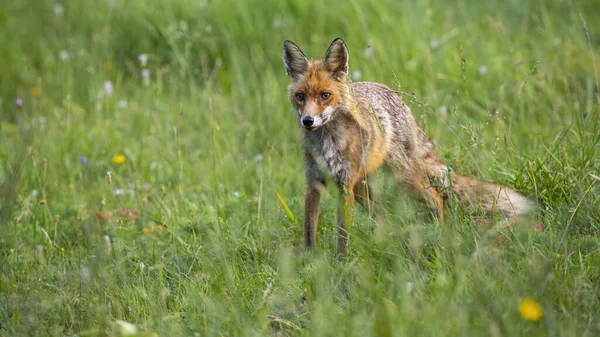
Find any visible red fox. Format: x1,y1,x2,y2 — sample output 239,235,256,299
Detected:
282,38,534,255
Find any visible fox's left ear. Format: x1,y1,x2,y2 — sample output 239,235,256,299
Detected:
323,38,349,75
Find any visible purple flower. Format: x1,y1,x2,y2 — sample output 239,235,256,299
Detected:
16,98,23,109
78,156,89,165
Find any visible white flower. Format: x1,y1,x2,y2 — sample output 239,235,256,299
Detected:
272,17,282,29
478,65,488,75
32,189,39,198
104,80,113,97
138,54,148,67
114,320,138,336
438,105,448,117
104,235,112,253
254,154,264,162
114,189,125,196
141,69,150,86
81,267,90,281
430,39,440,49
53,3,65,17
233,191,240,198
363,47,373,59
59,50,69,61
352,70,361,81
140,262,146,271
118,100,128,109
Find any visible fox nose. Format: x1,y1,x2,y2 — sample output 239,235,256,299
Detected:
301,116,314,127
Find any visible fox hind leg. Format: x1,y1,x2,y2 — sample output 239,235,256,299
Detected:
393,168,444,222
353,176,376,217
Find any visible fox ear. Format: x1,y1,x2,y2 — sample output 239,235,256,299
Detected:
283,40,309,80
323,38,349,75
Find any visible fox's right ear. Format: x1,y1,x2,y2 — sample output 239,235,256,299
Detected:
283,40,309,80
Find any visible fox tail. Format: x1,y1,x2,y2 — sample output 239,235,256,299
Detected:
447,171,534,218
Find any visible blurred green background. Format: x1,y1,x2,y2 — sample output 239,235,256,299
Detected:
1,0,599,336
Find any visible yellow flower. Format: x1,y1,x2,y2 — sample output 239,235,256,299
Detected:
112,154,126,164
32,86,42,97
556,253,564,260
142,227,149,234
519,297,543,321
9,248,14,253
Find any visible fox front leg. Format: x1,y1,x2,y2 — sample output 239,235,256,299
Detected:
334,167,358,256
304,154,325,249
336,184,355,256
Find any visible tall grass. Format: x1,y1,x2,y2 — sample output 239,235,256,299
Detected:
1,0,599,336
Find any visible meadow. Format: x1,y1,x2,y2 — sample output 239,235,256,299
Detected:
1,0,599,336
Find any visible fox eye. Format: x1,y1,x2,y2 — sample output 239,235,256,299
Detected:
295,93,305,101
320,92,331,100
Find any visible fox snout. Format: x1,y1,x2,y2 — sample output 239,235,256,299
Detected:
300,116,314,127
298,105,334,130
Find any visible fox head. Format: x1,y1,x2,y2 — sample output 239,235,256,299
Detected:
282,38,350,130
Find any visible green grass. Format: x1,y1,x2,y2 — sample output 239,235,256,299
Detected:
1,0,600,336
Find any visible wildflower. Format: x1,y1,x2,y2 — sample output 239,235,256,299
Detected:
114,189,125,196
32,87,42,97
141,69,151,86
53,215,60,222
93,211,113,223
530,223,545,232
473,217,490,228
112,154,126,164
138,54,148,67
59,50,69,61
556,253,564,260
142,227,149,234
430,39,440,49
31,189,39,198
104,80,113,97
233,191,240,198
363,46,373,59
9,248,14,253
53,3,65,17
478,65,488,75
254,154,264,162
39,199,47,205
352,70,361,81
117,209,140,223
16,98,23,109
81,267,91,281
78,156,89,165
519,297,543,321
104,235,112,253
118,100,128,109
438,105,448,118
